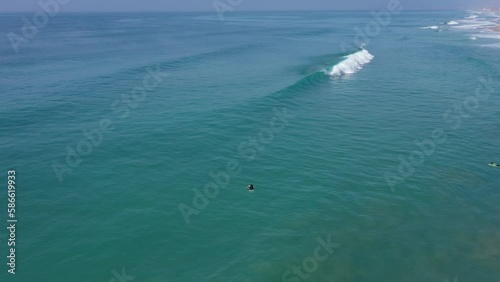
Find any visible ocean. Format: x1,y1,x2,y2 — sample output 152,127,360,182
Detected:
1,9,500,282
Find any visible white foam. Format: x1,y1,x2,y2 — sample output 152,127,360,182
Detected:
328,49,374,76
447,21,459,25
421,26,439,30
481,43,500,48
451,19,498,30
466,15,478,19
473,33,500,39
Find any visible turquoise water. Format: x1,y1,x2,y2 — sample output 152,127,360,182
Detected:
1,10,500,282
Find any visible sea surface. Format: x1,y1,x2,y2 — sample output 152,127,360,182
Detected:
1,10,500,282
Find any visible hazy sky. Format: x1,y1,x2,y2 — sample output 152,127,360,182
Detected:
1,0,498,12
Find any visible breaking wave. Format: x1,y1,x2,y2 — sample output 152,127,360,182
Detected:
327,49,374,76
421,26,439,30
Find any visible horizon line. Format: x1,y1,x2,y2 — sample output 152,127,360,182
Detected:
0,8,477,13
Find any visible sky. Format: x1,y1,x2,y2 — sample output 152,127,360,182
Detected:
0,0,499,12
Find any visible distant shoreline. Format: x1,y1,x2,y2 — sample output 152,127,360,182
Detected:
491,26,500,32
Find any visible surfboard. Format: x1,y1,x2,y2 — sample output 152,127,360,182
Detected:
488,163,499,167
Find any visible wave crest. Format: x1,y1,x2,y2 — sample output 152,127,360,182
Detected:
327,49,374,76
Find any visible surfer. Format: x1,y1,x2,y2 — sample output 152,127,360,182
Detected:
489,162,499,167
248,184,254,191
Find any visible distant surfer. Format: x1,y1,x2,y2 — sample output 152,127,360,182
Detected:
247,184,254,191
489,162,499,167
